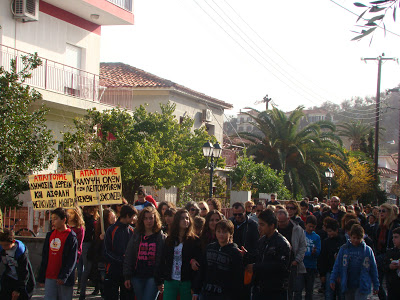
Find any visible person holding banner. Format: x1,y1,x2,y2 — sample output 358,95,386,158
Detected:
38,208,78,300
103,205,136,300
123,206,166,300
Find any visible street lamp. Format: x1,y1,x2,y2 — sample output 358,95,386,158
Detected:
325,168,335,199
203,141,222,199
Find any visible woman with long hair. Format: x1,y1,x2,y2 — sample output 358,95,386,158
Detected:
160,209,201,300
198,201,209,218
158,201,174,226
123,206,166,300
285,200,304,229
207,198,222,212
67,207,85,262
374,203,400,299
163,207,177,235
199,210,224,251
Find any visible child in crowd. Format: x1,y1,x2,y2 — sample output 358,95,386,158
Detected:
193,216,205,236
297,215,321,300
318,217,346,300
38,208,78,300
383,227,400,299
330,224,379,300
0,229,35,300
194,219,243,300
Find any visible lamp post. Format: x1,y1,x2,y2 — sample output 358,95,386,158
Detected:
203,141,222,199
325,168,335,199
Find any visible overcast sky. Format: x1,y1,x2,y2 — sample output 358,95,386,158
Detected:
100,0,400,116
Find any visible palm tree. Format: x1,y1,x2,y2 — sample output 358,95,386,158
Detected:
238,106,348,197
337,121,371,151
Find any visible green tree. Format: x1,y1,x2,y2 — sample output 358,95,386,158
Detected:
0,54,55,207
238,107,348,197
61,103,217,202
230,155,292,199
337,121,372,151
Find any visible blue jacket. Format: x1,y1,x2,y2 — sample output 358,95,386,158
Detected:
0,240,35,296
38,229,78,286
330,240,379,294
303,231,321,269
104,219,134,276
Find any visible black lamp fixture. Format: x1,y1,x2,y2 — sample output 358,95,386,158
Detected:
202,141,222,199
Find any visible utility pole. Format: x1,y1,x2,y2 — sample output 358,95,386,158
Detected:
263,95,272,110
362,54,397,204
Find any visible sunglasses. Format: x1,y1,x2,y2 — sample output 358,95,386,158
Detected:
286,207,296,210
190,208,197,211
201,208,207,211
379,209,387,213
233,213,243,217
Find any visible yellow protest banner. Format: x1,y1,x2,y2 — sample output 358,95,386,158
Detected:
75,167,123,206
29,173,75,210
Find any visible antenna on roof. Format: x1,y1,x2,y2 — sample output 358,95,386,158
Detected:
254,94,277,110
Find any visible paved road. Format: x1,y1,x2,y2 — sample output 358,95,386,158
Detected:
31,277,381,299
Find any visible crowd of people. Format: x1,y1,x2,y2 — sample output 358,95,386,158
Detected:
0,192,400,300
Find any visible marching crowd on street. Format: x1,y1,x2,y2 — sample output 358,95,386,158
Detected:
1,189,400,300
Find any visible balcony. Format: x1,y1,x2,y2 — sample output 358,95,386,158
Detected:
107,0,133,12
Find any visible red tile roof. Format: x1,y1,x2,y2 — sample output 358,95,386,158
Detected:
100,62,233,109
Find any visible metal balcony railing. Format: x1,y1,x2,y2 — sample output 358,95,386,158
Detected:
106,0,133,12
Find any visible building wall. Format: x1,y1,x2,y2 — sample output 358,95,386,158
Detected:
0,2,101,75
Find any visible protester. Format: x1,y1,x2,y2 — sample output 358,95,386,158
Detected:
193,216,205,236
319,196,346,230
160,209,201,300
365,214,378,238
111,198,128,218
163,207,177,235
135,189,155,211
38,208,78,300
286,200,305,229
299,200,313,223
123,206,166,300
330,224,379,300
296,215,321,300
0,229,35,300
383,227,400,300
344,219,374,250
266,193,280,206
230,202,259,300
276,209,307,300
157,201,172,226
91,207,117,297
318,217,346,300
374,203,400,299
184,201,200,218
244,200,255,217
103,205,136,300
198,201,209,218
194,219,243,300
66,207,85,262
207,198,222,212
136,187,158,208
247,209,291,300
78,206,98,297
250,201,265,223
354,205,367,229
199,210,224,251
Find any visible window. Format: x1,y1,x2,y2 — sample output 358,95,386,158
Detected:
206,124,215,136
238,126,244,132
65,44,82,96
247,126,252,132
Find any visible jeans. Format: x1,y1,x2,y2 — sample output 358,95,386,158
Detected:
79,242,93,296
344,288,369,300
131,277,159,300
294,268,316,300
163,280,191,300
44,278,74,300
325,271,343,300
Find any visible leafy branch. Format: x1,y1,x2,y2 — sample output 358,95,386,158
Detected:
352,1,398,42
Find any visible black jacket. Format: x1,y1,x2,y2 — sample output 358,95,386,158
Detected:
383,247,400,294
230,215,259,256
104,219,135,276
318,234,346,276
198,242,244,299
373,220,400,255
251,231,291,292
38,229,78,286
0,240,35,296
319,210,346,231
160,236,201,283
